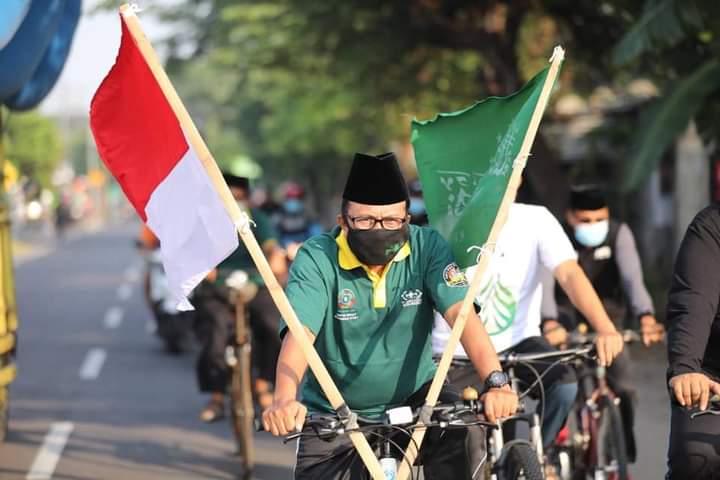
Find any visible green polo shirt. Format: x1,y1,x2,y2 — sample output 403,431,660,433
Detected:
279,224,469,418
216,208,278,286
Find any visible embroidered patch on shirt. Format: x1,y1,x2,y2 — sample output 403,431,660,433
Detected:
443,263,468,287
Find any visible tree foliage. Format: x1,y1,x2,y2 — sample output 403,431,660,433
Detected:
609,0,720,191
2,110,63,188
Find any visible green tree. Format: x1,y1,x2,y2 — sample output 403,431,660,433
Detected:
609,0,720,191
115,1,677,214
2,110,63,189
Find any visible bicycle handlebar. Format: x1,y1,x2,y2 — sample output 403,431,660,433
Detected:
257,398,494,443
567,329,641,346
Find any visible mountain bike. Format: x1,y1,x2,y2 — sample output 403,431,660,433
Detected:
556,329,641,480
449,355,553,480
225,270,259,480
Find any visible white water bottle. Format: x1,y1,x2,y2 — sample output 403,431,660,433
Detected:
380,456,397,480
380,442,397,480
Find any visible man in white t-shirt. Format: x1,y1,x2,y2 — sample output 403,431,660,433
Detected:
433,202,623,449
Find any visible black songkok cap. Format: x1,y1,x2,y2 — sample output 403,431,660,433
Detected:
342,152,409,205
569,184,608,211
223,172,250,191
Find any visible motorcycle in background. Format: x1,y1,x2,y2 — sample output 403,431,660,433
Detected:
144,248,195,354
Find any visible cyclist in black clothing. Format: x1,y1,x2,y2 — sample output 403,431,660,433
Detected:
666,204,720,479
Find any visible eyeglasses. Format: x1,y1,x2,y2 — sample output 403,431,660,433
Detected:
346,215,408,231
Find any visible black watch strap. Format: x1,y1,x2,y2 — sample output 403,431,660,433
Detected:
484,370,510,392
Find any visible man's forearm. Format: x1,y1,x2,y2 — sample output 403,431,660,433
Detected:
555,260,616,333
275,328,314,400
445,303,501,383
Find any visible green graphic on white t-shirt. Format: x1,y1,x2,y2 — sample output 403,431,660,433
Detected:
477,275,517,336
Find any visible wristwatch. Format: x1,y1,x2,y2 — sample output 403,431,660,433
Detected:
483,370,510,392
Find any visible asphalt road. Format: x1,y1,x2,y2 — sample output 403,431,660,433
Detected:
0,223,671,479
0,223,295,480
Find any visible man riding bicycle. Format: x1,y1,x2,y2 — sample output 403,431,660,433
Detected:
666,204,720,479
432,200,624,476
194,173,287,422
262,152,518,479
541,184,665,463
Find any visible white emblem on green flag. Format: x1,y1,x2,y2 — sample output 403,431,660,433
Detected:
411,64,562,268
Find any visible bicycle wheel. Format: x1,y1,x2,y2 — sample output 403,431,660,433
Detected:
0,386,8,442
501,442,544,480
595,397,628,480
230,344,255,478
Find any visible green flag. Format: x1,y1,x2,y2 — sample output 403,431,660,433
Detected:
411,65,561,268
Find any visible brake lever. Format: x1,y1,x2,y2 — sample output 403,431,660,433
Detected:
691,408,720,419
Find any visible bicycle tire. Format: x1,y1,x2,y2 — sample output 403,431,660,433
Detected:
0,386,8,442
501,442,544,480
230,345,255,477
596,397,628,480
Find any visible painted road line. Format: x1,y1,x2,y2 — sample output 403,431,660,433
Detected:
79,348,106,381
26,422,75,480
117,284,132,301
103,307,124,329
124,264,141,283
146,321,157,335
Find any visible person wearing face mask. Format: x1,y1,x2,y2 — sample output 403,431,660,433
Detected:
194,173,288,422
262,152,518,479
278,182,324,260
541,183,665,464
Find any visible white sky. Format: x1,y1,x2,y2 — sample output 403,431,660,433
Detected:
41,0,178,116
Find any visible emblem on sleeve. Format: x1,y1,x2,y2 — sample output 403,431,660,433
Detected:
443,263,468,287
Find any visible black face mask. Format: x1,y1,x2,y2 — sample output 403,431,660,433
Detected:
346,224,409,266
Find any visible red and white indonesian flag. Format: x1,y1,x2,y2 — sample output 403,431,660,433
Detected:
90,15,238,310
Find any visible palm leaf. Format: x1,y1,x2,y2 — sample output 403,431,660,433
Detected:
612,0,703,66
621,58,720,192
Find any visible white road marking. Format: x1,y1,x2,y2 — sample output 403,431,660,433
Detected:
124,265,141,283
79,348,106,380
26,422,74,480
117,284,132,301
103,307,124,329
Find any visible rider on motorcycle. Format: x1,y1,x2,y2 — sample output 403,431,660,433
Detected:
194,173,287,422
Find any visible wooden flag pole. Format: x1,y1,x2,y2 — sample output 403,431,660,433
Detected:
397,46,565,480
119,5,386,478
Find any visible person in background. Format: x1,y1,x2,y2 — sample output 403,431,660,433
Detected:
194,173,287,422
665,204,720,479
541,184,665,463
433,200,624,470
277,181,323,260
408,179,429,226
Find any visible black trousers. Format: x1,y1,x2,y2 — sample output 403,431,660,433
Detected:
294,383,487,480
666,401,720,479
194,285,280,393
